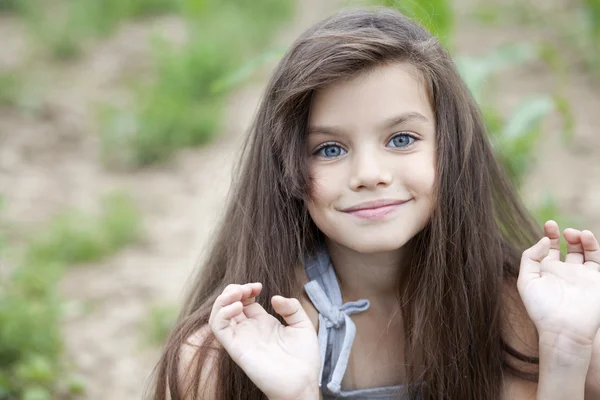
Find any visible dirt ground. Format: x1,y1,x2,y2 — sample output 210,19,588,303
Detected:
0,0,599,398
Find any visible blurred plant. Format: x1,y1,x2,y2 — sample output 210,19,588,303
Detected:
456,44,573,188
99,0,292,167
15,0,179,60
0,191,142,398
0,291,63,398
0,197,63,398
0,71,45,118
488,96,556,187
143,304,178,347
455,43,538,104
581,0,600,74
375,0,454,50
0,195,5,252
210,46,287,94
470,0,600,78
469,1,541,26
25,192,142,265
0,72,22,107
100,34,230,166
0,0,19,12
457,43,575,242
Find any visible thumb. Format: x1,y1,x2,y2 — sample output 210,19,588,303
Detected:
271,296,313,329
520,237,551,278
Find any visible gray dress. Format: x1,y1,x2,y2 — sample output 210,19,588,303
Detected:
303,247,424,399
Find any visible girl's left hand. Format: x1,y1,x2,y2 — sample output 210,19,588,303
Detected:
518,220,600,347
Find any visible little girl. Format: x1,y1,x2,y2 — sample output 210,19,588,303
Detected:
151,7,600,400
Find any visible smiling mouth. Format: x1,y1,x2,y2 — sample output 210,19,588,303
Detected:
341,199,411,220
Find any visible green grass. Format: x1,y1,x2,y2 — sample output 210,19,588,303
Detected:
0,192,142,398
100,0,293,167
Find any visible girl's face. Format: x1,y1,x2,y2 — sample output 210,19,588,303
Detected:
306,63,436,254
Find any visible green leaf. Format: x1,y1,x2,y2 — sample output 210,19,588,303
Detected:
210,46,287,94
456,43,537,103
500,96,555,140
553,94,575,144
22,386,52,400
384,0,454,49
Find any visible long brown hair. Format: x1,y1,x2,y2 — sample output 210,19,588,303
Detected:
150,7,541,399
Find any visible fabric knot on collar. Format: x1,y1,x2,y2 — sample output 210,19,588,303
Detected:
304,280,370,395
324,306,345,328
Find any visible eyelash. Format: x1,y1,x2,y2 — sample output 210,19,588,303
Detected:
312,132,419,158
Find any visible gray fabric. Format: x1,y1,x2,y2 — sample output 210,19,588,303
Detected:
303,246,422,399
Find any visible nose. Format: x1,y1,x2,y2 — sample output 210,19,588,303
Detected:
348,148,392,191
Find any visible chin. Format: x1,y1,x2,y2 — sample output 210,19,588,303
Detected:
337,234,412,254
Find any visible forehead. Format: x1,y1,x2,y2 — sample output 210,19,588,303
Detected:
308,63,434,127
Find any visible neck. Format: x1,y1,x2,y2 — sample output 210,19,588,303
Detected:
325,238,407,308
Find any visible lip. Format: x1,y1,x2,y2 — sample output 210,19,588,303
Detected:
340,199,411,220
341,199,410,212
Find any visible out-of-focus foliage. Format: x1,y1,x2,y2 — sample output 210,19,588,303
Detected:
470,0,600,77
455,44,537,104
0,192,142,399
378,0,454,49
489,96,556,187
100,0,293,167
143,304,178,347
455,44,573,186
10,0,179,59
0,0,293,394
0,72,22,107
582,0,600,74
0,0,19,12
25,192,142,266
0,196,5,251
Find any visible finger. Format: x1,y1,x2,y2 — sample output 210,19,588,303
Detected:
223,283,253,299
242,282,263,306
544,220,561,261
234,283,263,323
209,285,250,325
520,237,551,279
271,296,313,329
581,230,600,268
243,301,270,319
211,301,243,331
563,228,584,264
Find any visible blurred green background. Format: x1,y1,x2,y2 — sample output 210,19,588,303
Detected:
0,0,598,398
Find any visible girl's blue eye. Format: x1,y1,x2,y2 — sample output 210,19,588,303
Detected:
387,133,416,148
316,144,347,158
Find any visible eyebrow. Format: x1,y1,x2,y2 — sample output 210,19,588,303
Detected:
308,111,431,135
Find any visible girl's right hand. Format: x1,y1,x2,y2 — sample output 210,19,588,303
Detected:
209,283,321,400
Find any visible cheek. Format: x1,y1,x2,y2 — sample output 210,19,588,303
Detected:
307,165,340,205
404,155,436,197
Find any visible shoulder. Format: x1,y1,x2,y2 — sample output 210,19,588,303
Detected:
176,326,221,400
